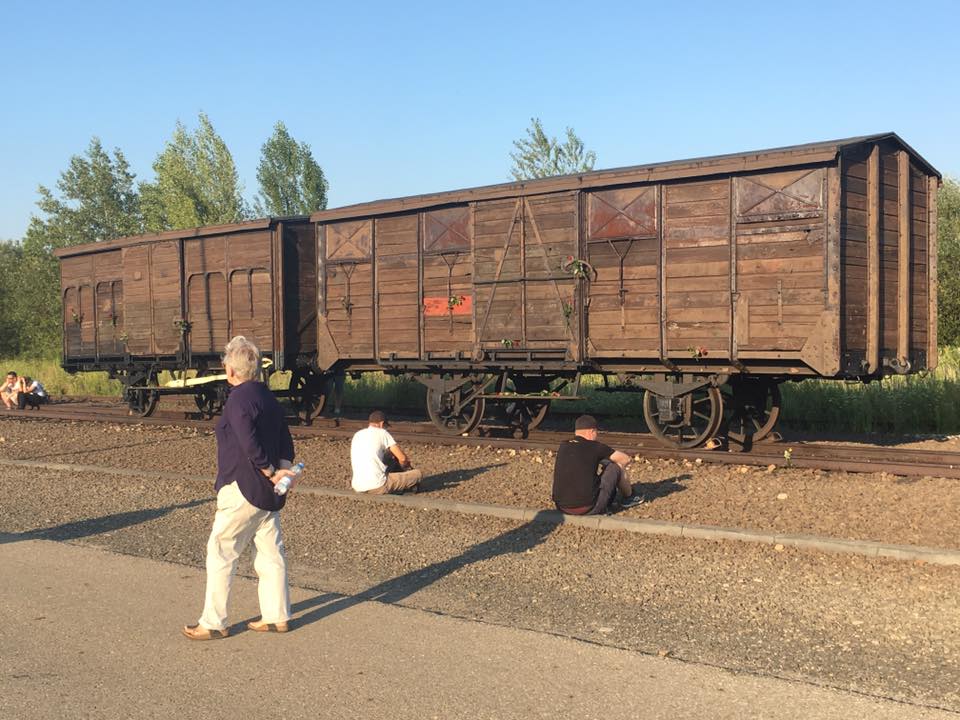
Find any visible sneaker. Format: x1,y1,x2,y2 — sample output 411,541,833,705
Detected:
618,493,645,509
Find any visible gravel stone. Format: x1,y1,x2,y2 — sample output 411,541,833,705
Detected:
3,416,960,549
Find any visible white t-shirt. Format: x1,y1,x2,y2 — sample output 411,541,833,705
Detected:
350,426,397,492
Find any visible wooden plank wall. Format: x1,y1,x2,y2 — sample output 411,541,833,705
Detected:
282,223,318,359
909,163,929,359
662,180,731,357
185,230,274,355
122,245,152,355
61,255,94,357
840,147,870,355
94,250,124,356
149,240,182,355
473,194,577,351
522,193,578,348
422,207,473,357
185,236,228,354
375,214,420,358
474,198,523,348
225,231,273,351
585,186,659,356
61,251,125,358
841,141,932,371
734,168,827,353
323,220,374,358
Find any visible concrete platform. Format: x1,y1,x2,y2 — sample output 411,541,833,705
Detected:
0,538,951,720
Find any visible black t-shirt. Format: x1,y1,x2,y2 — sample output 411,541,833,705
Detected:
552,437,615,508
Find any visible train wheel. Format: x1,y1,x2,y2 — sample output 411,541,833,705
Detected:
725,378,781,444
426,386,485,435
291,368,327,425
126,372,159,418
508,377,553,432
642,386,722,449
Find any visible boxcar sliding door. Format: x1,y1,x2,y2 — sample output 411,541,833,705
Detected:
321,220,374,360
585,186,660,359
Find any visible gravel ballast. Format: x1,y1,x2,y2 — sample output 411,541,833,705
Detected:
2,416,959,549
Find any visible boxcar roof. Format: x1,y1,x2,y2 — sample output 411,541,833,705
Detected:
310,132,940,223
54,215,310,258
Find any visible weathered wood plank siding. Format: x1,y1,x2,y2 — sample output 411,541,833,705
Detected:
662,180,731,357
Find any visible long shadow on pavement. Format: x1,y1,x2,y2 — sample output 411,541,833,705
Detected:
0,498,211,545
287,514,556,630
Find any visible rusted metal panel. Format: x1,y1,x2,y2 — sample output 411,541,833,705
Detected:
928,175,939,369
423,206,470,252
587,186,657,240
897,151,911,365
866,145,881,373
326,219,372,261
736,168,824,222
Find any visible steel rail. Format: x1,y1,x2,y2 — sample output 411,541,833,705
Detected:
3,402,959,479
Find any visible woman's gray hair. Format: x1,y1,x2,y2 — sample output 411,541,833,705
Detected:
223,336,261,382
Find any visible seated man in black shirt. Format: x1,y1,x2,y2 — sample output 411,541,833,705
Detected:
552,414,642,515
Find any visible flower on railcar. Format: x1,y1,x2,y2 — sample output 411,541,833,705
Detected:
560,256,595,280
687,345,709,359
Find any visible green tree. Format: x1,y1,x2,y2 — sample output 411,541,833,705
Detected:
937,176,960,346
0,239,26,356
509,117,597,181
141,113,249,231
254,121,329,216
18,138,142,357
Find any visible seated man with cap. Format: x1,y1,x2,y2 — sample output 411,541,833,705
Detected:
552,414,643,515
350,410,423,494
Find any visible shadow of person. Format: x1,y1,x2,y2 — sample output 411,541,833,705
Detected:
419,463,509,492
637,474,691,503
0,497,211,545
284,517,556,631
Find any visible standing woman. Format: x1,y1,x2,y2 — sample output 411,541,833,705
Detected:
183,336,298,640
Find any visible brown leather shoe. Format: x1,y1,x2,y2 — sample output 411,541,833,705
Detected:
247,619,289,633
181,624,229,641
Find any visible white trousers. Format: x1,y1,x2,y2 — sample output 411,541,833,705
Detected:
198,481,291,631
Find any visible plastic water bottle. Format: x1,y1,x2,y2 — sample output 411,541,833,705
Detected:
274,462,304,496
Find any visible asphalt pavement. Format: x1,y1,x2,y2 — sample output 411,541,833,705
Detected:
1,538,953,720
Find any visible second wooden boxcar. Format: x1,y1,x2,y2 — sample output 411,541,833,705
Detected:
56,217,321,417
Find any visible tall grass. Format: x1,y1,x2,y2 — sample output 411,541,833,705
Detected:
5,348,960,435
780,347,960,435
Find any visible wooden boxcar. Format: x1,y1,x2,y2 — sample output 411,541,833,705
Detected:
308,133,940,446
55,217,320,417
56,134,940,448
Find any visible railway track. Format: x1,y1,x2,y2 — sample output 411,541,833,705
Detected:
3,400,959,479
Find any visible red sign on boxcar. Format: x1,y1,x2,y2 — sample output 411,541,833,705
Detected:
423,295,472,317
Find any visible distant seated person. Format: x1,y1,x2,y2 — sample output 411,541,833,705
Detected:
351,410,423,495
1,371,18,409
17,376,48,409
552,414,643,515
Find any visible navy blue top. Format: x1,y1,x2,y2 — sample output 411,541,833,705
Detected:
214,380,295,512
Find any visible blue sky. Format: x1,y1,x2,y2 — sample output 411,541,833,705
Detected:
1,0,957,240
